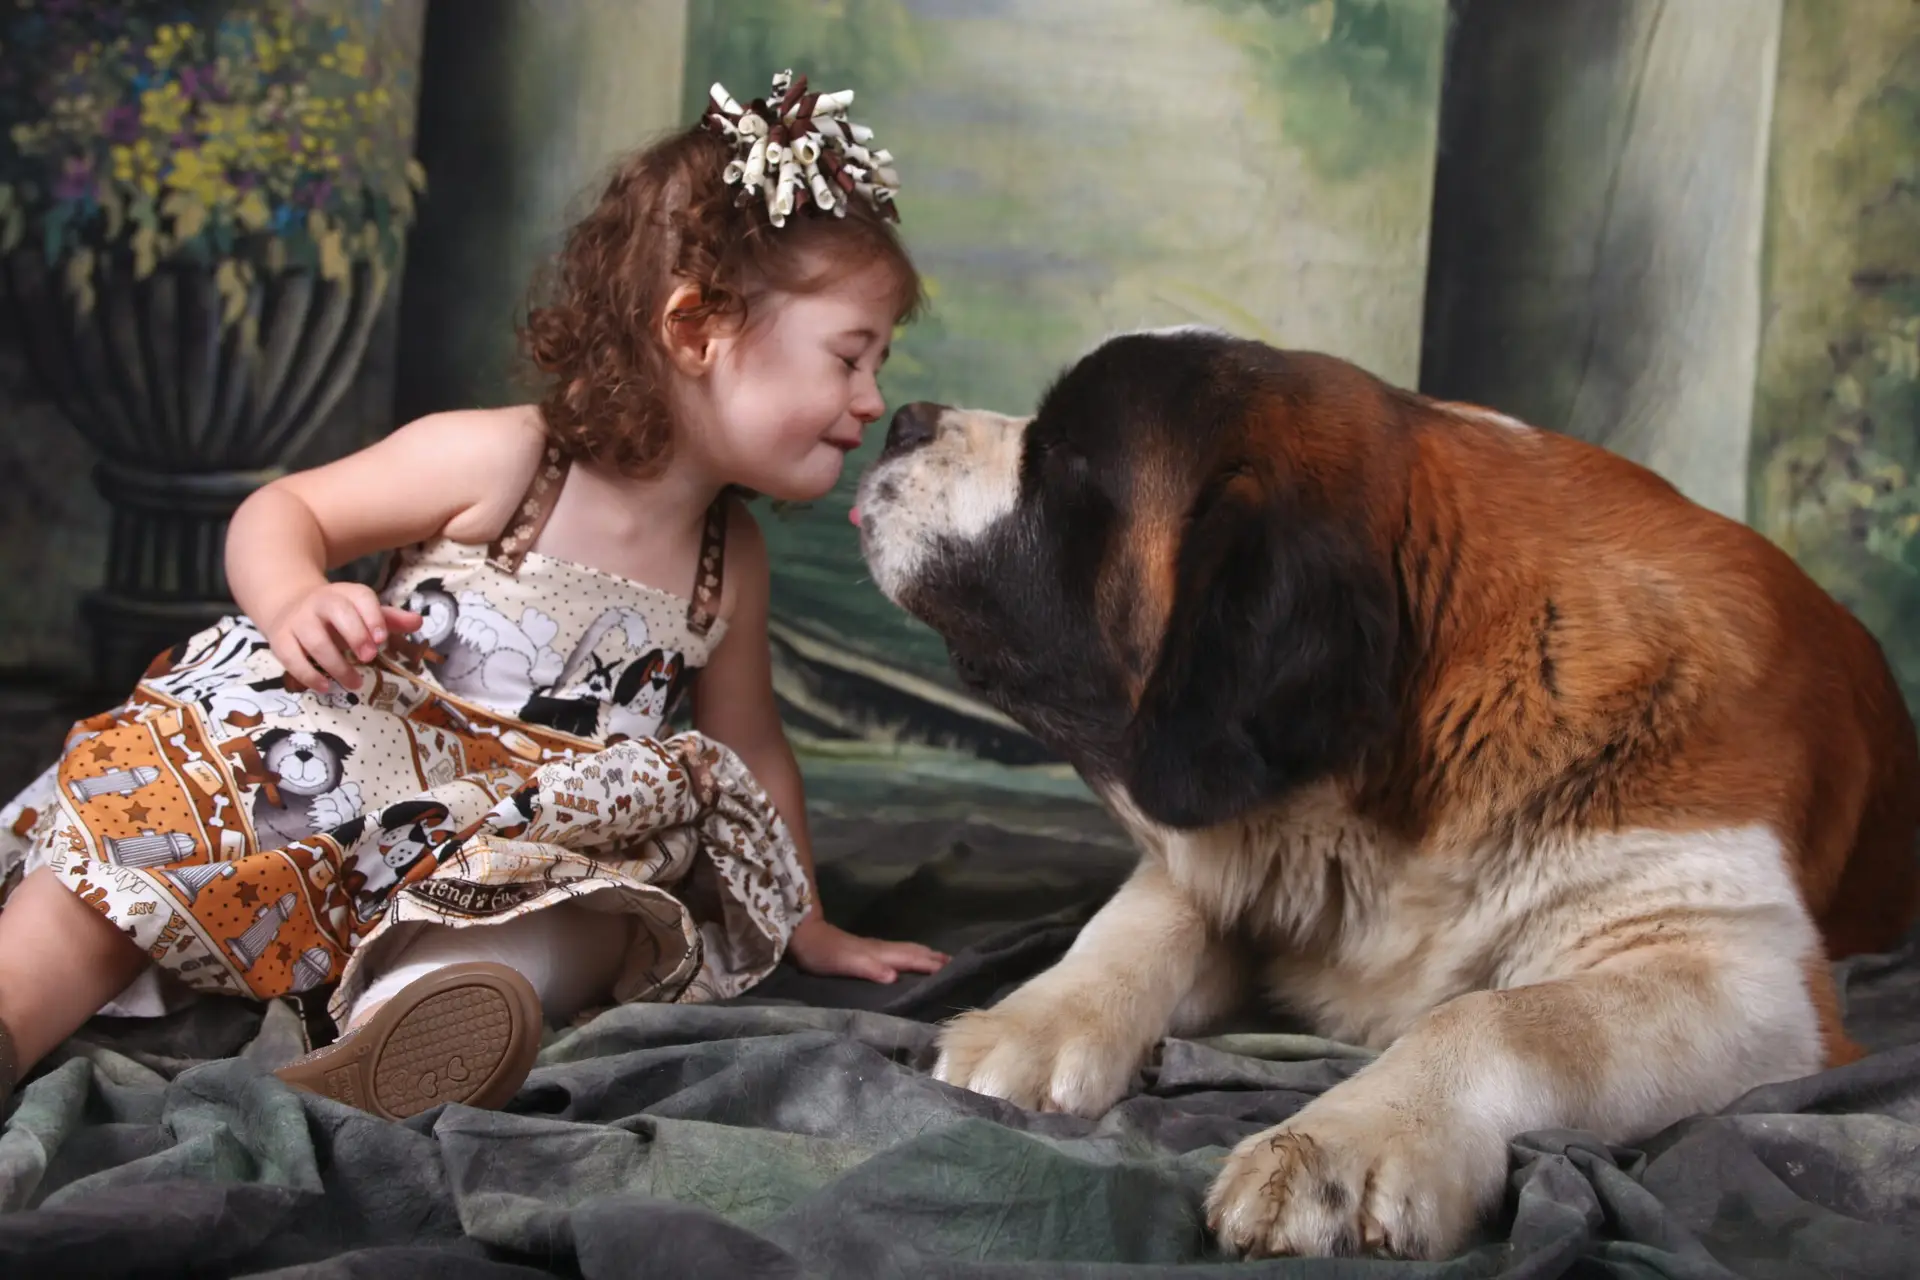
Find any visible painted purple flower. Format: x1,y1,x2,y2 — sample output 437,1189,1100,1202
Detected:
178,64,219,100
105,104,139,142
53,155,93,200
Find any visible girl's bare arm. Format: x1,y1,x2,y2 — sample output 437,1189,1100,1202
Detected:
226,406,546,688
693,507,948,982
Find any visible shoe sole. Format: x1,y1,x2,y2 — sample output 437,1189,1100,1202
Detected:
274,961,542,1121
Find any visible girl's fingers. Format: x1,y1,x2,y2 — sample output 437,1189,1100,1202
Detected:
342,588,390,658
296,620,358,692
321,593,378,665
888,944,950,973
381,604,424,635
855,958,900,984
273,639,325,693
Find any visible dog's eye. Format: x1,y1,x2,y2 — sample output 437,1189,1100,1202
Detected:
1031,437,1087,485
951,652,990,686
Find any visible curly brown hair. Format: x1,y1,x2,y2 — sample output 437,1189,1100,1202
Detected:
518,125,925,477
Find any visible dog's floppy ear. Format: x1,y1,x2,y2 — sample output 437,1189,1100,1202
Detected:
1119,469,1398,830
379,800,450,830
612,653,657,707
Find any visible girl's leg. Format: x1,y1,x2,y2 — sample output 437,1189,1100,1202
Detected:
0,867,152,1086
274,899,632,1120
347,900,632,1030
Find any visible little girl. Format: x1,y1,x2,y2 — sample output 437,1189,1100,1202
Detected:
0,71,945,1118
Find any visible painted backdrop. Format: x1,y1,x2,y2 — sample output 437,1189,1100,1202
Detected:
1749,0,1920,713
8,0,1919,822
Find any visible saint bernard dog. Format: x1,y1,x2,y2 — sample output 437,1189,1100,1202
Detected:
851,328,1920,1260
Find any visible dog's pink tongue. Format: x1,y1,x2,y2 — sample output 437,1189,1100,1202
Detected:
848,504,862,527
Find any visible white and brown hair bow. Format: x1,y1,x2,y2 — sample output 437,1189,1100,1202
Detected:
702,69,902,227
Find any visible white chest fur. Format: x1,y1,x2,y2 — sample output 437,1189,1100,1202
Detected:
1107,783,1820,1052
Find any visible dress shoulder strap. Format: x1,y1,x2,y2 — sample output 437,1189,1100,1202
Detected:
686,494,728,637
487,443,572,575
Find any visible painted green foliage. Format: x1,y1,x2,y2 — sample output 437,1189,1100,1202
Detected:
1188,0,1447,181
0,1,423,323
685,0,1447,685
1752,2,1920,712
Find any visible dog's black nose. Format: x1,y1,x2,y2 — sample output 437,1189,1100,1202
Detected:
884,402,941,456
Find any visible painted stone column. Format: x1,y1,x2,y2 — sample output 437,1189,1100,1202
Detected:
1420,0,1782,521
394,0,689,418
0,0,426,694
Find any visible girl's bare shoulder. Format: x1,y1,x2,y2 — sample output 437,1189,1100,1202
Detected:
717,495,769,624
264,403,552,555
396,405,552,544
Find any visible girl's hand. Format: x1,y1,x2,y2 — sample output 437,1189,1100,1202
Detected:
787,914,950,984
266,582,422,693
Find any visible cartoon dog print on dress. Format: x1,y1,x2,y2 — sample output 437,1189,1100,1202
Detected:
402,578,568,712
250,728,364,848
520,607,654,740
607,648,686,742
144,623,273,707
522,655,618,738
345,799,452,922
146,622,361,721
203,677,308,727
403,578,459,661
399,578,479,681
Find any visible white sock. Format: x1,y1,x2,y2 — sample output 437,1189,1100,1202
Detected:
346,898,633,1030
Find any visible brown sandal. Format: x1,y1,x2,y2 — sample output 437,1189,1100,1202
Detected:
274,961,542,1121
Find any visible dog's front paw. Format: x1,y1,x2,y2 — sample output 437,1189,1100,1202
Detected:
932,982,1154,1117
1204,1094,1504,1260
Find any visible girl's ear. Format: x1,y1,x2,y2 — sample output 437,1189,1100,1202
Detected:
660,282,722,376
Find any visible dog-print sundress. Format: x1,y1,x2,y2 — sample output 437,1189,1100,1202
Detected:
0,446,809,1028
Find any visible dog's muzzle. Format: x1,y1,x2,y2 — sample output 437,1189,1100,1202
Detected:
881,400,942,459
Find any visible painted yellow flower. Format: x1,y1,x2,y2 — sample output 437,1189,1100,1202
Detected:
236,188,272,231
164,148,224,209
147,21,193,69
140,83,189,138
21,6,424,312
